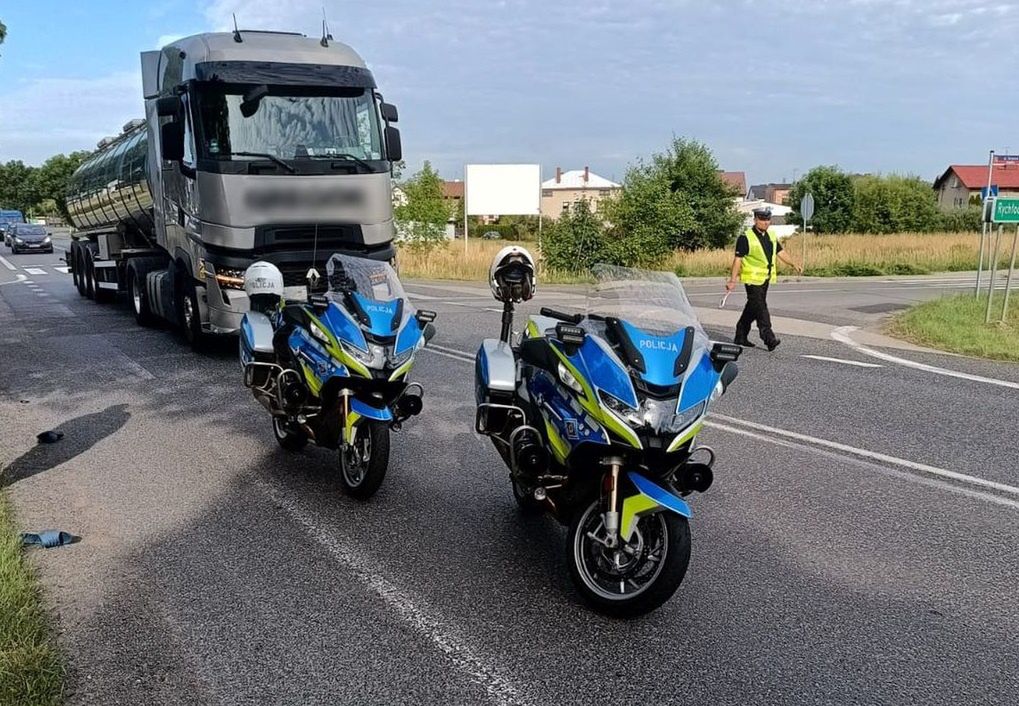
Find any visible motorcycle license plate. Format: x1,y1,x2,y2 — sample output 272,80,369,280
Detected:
283,285,307,301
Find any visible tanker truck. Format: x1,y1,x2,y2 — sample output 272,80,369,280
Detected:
65,30,402,348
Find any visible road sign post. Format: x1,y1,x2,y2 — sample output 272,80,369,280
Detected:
1002,225,1018,321
976,151,995,297
800,192,815,273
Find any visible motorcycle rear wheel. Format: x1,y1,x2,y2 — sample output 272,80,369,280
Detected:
567,499,691,618
339,421,390,499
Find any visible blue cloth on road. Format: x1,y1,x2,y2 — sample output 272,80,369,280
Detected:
21,530,79,548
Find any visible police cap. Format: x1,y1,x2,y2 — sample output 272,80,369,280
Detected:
752,207,773,219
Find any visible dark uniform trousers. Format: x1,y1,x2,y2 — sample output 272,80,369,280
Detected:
735,282,776,345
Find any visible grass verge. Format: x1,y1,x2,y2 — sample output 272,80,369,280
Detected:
397,232,995,282
888,293,1019,362
0,493,64,706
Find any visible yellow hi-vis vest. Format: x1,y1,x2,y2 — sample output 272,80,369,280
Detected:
740,227,779,285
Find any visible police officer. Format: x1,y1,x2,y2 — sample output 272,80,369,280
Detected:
725,207,802,351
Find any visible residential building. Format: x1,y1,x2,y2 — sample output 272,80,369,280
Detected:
933,163,1019,209
540,167,621,220
719,171,747,197
442,179,464,213
747,182,793,205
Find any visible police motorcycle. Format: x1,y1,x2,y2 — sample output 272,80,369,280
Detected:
240,254,436,498
474,247,741,617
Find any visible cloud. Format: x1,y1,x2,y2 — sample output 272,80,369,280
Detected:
0,72,143,164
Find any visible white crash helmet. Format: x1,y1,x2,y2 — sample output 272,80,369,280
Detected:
244,261,284,312
489,246,536,303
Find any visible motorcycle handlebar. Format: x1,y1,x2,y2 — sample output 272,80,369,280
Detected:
539,307,583,324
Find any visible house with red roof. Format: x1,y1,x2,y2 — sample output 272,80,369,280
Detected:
933,163,1019,209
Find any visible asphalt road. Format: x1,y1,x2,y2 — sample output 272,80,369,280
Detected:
1,249,1018,705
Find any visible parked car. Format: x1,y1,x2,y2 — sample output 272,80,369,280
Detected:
481,230,502,240
8,223,54,254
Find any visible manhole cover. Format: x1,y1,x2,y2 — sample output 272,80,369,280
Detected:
850,303,909,314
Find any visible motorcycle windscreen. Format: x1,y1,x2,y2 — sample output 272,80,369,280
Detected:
325,252,415,340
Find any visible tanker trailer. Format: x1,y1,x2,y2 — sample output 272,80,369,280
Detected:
65,29,402,348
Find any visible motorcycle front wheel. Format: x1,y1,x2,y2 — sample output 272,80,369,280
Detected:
339,420,390,499
272,416,308,451
567,498,691,618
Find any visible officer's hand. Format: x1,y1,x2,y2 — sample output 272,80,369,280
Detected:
796,264,804,275
725,279,736,292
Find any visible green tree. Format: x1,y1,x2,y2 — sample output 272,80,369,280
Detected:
543,199,609,272
0,20,7,53
851,174,940,233
32,151,90,221
605,137,743,251
395,161,450,248
0,161,40,214
788,166,855,233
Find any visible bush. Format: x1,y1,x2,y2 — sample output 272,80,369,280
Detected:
937,206,983,233
543,200,609,272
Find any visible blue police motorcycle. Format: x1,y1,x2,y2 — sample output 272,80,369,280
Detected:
476,253,740,617
240,254,435,498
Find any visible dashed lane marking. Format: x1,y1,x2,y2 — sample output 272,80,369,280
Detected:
0,254,16,271
24,267,48,275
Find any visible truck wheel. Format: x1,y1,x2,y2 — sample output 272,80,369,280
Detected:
128,265,156,327
83,248,96,300
69,242,82,293
177,274,208,351
74,246,87,297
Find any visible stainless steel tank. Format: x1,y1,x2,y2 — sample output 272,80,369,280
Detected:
66,119,155,234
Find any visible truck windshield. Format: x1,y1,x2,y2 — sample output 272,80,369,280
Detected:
195,85,384,169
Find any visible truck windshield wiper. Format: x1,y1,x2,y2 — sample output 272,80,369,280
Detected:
228,152,296,174
301,153,376,172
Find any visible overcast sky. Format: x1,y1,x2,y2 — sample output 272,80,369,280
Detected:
0,0,1016,185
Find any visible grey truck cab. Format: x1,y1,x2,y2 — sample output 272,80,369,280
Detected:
66,30,402,348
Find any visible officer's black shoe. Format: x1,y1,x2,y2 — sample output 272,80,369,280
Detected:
765,338,781,352
734,336,756,348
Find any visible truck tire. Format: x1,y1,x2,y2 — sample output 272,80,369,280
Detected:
83,247,96,300
177,272,208,351
70,242,83,294
128,263,157,327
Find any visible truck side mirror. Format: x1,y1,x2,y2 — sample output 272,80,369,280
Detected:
160,122,184,162
380,102,399,123
385,126,402,162
156,96,180,118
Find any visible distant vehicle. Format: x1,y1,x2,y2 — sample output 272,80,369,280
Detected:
0,210,25,244
8,223,54,254
481,230,502,240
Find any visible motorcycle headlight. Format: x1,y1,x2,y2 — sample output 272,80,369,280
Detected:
557,362,584,395
309,321,331,344
342,339,386,368
388,345,414,368
598,390,642,427
668,401,705,433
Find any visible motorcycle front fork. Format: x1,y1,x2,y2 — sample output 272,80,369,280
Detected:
601,457,623,549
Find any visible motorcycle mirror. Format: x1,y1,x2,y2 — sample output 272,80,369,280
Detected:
422,322,436,343
415,309,437,324
719,362,739,392
710,341,742,371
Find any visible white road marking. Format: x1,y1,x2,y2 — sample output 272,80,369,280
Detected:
832,326,1019,390
706,420,1019,511
24,267,47,275
0,254,16,271
257,481,529,706
427,343,476,361
0,274,28,286
53,266,70,274
709,413,1019,499
800,354,883,368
